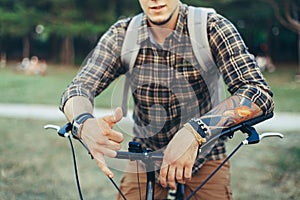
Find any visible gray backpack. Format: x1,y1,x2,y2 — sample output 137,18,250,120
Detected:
120,6,224,116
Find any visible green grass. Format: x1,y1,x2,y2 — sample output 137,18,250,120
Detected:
263,68,300,113
0,117,298,200
227,131,300,200
0,66,77,105
0,65,128,109
0,118,124,200
1,63,300,112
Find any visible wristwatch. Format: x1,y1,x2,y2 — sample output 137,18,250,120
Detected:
71,113,94,139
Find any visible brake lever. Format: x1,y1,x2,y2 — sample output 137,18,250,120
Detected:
44,124,61,132
44,123,72,138
242,132,284,145
259,132,284,140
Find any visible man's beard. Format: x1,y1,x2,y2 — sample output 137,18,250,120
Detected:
148,4,178,26
148,13,173,26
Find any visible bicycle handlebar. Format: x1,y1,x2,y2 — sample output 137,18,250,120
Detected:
44,112,284,200
44,112,282,162
114,112,283,161
116,151,164,161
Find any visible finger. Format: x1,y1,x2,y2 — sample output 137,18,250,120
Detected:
113,107,123,122
93,152,114,178
184,165,192,181
102,128,124,143
167,166,176,190
94,144,118,158
89,136,118,157
105,140,122,151
159,162,169,188
87,133,120,157
175,167,185,184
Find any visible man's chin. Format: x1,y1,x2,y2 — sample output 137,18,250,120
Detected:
149,15,172,26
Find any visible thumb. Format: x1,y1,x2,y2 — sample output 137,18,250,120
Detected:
113,107,123,123
103,107,123,126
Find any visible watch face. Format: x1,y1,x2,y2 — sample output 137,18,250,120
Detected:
72,122,80,138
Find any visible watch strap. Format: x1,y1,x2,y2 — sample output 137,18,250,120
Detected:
72,113,94,139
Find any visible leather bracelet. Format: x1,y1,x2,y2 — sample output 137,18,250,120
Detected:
188,118,211,138
72,113,94,139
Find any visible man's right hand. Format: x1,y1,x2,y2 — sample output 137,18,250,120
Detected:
80,107,124,178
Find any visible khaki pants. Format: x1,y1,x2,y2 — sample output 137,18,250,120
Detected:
117,157,233,200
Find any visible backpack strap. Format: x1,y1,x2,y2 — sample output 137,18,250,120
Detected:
121,13,143,73
121,13,142,116
187,6,216,72
188,6,224,106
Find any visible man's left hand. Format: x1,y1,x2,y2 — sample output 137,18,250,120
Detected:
159,126,200,190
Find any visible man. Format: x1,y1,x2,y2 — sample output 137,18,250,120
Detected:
60,0,274,199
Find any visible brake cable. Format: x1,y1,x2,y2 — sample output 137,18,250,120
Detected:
44,123,127,200
67,134,84,200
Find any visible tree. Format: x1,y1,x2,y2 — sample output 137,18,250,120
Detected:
0,0,138,65
187,0,299,63
264,0,300,76
0,1,43,59
45,0,123,66
265,0,300,32
0,0,298,66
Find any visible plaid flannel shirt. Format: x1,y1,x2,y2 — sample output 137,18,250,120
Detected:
60,4,274,175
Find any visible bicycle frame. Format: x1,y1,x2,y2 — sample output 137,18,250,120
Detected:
44,112,284,200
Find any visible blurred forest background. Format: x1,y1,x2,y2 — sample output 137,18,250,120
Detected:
0,0,299,68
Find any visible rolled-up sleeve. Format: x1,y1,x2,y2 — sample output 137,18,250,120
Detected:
208,13,274,114
59,20,127,112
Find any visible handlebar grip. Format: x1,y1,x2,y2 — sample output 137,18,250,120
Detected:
220,112,274,137
243,112,274,127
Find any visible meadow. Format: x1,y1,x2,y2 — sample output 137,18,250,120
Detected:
0,63,300,112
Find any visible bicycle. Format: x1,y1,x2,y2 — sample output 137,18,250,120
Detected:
44,112,284,200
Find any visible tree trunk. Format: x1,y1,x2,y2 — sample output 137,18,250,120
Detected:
23,36,30,58
297,31,300,78
0,52,6,68
60,36,74,66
